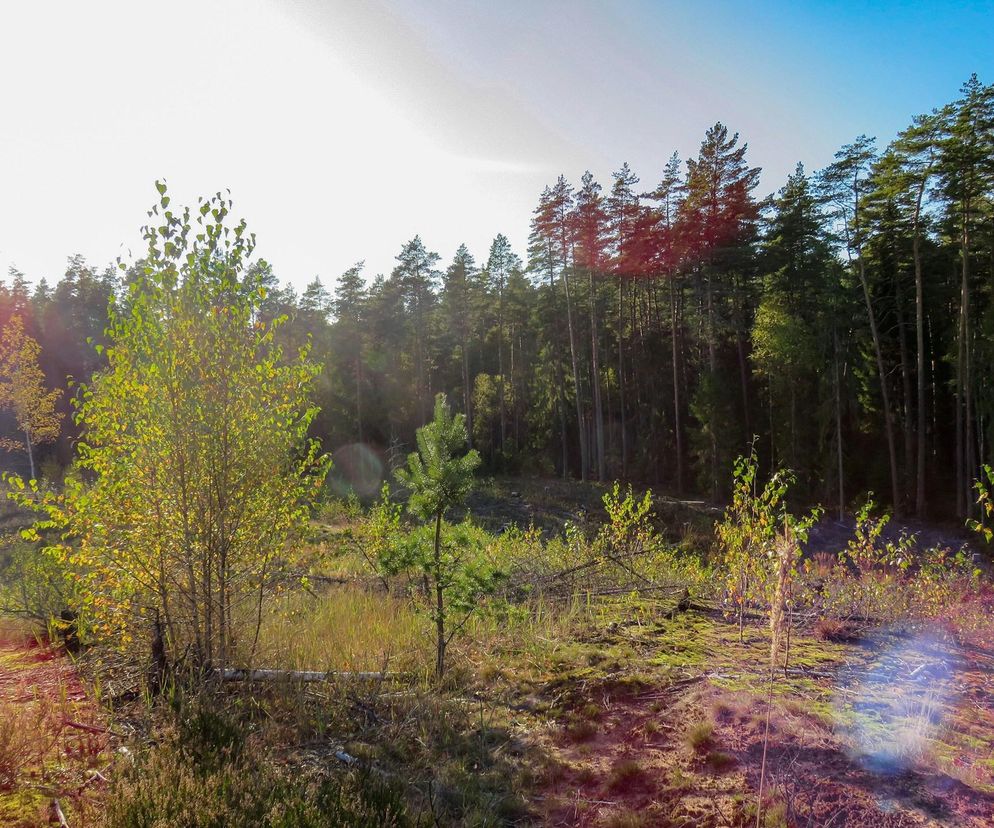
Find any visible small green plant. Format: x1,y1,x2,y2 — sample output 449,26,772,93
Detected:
716,445,819,642
600,482,654,558
391,393,499,680
969,464,994,541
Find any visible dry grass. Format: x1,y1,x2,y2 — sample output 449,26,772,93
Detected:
248,586,431,675
0,703,37,790
606,758,648,792
684,719,714,753
0,619,38,648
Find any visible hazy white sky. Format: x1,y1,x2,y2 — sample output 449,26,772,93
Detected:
1,0,991,290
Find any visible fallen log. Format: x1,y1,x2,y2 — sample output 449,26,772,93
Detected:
216,667,402,683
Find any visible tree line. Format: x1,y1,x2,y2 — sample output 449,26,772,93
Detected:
1,75,992,519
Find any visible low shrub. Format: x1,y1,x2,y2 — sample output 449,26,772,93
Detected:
103,713,409,828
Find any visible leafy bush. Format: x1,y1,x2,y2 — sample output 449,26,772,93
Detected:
715,447,818,637
798,499,979,624
0,537,79,632
969,464,994,541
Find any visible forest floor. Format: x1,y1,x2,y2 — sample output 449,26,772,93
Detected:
517,609,994,827
1,476,991,826
0,622,108,827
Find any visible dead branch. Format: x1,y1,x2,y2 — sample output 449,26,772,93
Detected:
53,799,70,828
62,718,127,738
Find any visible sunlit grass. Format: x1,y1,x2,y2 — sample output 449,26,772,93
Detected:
247,586,431,675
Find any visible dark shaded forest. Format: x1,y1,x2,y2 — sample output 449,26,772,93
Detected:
2,76,993,520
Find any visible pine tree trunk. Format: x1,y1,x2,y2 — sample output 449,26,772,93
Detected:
461,340,471,448
958,206,972,518
963,243,977,518
562,266,588,480
893,267,914,496
669,276,684,494
589,269,606,481
547,260,570,478
356,355,364,445
857,257,901,514
912,215,926,516
618,277,628,478
835,326,845,522
706,270,718,501
433,512,445,680
498,290,507,463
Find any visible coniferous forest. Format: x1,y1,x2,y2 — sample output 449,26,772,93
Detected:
4,77,993,518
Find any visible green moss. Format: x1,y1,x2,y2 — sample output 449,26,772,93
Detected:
0,788,47,827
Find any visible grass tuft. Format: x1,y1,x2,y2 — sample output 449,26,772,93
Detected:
684,719,714,753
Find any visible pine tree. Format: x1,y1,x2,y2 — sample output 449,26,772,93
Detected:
483,235,521,463
573,171,608,481
646,153,686,492
754,164,840,497
939,75,994,517
681,124,761,498
441,245,479,447
394,393,481,678
821,135,903,514
608,162,642,477
333,262,368,443
393,237,441,425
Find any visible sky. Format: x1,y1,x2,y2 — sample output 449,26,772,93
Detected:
1,0,992,291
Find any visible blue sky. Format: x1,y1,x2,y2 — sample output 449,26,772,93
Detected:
0,0,990,289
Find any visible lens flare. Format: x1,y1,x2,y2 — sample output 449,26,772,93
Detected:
836,627,961,776
328,442,384,499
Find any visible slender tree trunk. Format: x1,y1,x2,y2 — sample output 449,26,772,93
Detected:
956,326,965,517
963,269,977,517
912,221,926,516
461,342,471,448
893,269,914,494
24,429,34,480
669,276,684,494
589,269,606,481
857,257,901,514
706,270,718,500
547,263,570,479
958,207,973,518
433,512,445,679
834,326,845,521
497,290,506,463
735,278,751,443
356,355,364,445
562,266,588,480
618,276,628,478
